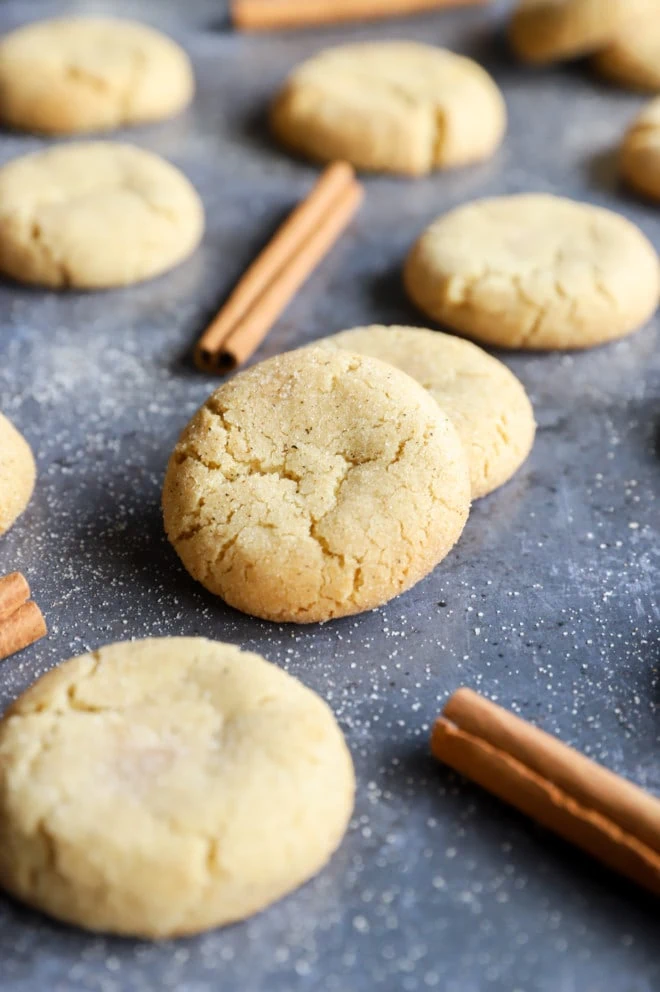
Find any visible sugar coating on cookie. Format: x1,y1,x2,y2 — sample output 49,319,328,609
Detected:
318,326,535,500
509,0,654,64
593,16,660,91
0,413,35,536
621,97,660,200
404,194,659,351
163,348,471,623
0,142,204,289
271,42,506,176
0,17,193,134
0,637,355,937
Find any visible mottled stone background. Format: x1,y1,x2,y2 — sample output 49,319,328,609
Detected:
0,1,658,989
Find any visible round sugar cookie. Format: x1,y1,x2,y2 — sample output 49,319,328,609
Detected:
163,348,471,623
0,413,36,536
621,97,660,200
0,637,355,938
593,17,660,91
509,0,654,64
0,17,193,134
318,326,535,499
0,142,204,289
271,42,506,176
404,194,659,351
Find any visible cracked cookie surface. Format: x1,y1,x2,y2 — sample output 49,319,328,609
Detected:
509,0,654,64
163,348,471,623
317,326,535,500
271,42,505,176
404,194,659,351
620,97,660,201
0,637,355,937
0,142,204,288
0,17,193,134
0,412,35,536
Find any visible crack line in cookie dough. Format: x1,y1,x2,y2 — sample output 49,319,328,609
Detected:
28,221,72,287
123,46,148,120
63,62,111,93
174,496,208,543
441,226,628,344
21,178,182,234
61,42,149,123
175,415,431,608
310,69,452,172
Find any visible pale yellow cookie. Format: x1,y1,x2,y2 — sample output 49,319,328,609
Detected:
509,0,655,64
317,326,535,499
0,637,355,938
593,17,660,90
621,97,660,199
0,17,193,134
163,348,471,623
0,143,204,289
404,194,659,350
0,413,35,536
271,42,506,176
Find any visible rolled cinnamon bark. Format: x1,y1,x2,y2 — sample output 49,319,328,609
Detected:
432,689,660,895
0,601,47,661
0,571,30,622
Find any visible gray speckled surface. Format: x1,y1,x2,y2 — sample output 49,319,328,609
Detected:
0,1,659,989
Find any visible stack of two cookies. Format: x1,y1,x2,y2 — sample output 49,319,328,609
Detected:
163,330,536,625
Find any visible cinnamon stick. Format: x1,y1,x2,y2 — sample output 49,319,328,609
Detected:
0,571,30,622
232,0,487,31
194,162,363,374
431,688,660,895
0,601,47,662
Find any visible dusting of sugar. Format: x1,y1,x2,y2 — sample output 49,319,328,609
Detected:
0,2,658,990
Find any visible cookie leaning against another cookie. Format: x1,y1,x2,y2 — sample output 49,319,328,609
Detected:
621,97,660,200
0,413,35,537
271,42,506,176
404,194,659,351
509,0,655,64
163,348,471,623
317,326,535,500
0,638,354,937
0,17,193,135
0,143,204,289
593,16,660,91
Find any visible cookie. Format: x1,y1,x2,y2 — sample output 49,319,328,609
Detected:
621,97,660,200
404,194,659,350
0,17,193,134
593,17,660,91
0,413,36,536
0,637,355,937
509,0,654,64
163,348,471,623
271,42,506,176
0,143,204,289
318,326,535,499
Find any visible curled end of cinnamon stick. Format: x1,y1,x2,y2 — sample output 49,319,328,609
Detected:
0,601,47,661
0,571,30,622
194,345,238,376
